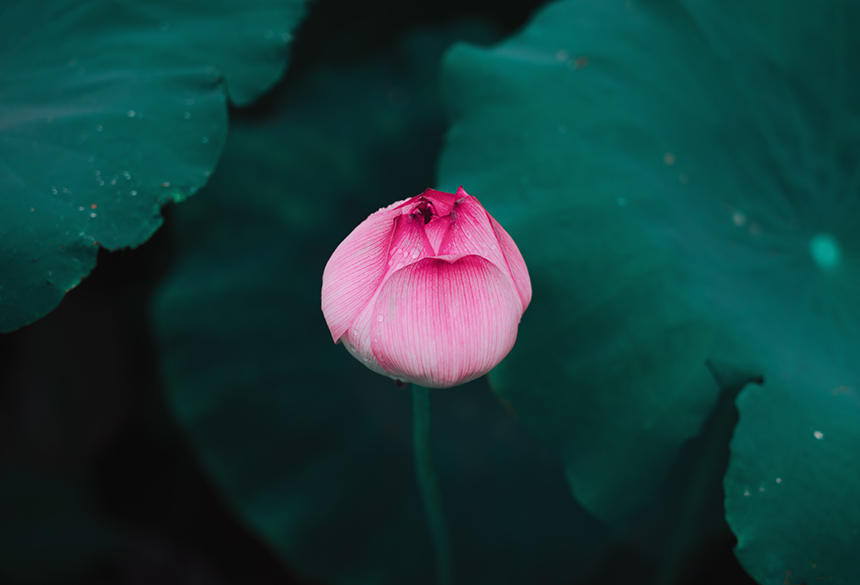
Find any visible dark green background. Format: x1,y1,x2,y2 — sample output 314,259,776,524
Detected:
0,0,790,583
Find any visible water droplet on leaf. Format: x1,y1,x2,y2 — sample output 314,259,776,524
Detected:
809,233,841,270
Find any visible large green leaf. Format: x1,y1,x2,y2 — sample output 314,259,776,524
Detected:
0,0,307,332
725,374,860,585
153,26,616,585
437,0,731,521
437,0,860,581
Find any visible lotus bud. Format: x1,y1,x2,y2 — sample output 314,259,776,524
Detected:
321,187,531,388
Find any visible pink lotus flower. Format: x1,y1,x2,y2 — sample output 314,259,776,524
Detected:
322,187,531,388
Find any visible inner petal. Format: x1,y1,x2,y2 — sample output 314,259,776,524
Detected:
420,188,458,215
436,196,509,270
424,214,451,255
386,212,435,274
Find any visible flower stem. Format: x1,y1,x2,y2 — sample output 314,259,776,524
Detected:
412,385,452,585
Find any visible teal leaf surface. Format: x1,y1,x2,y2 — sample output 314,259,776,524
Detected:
153,27,615,585
437,0,727,521
437,0,860,580
725,377,860,585
0,0,307,332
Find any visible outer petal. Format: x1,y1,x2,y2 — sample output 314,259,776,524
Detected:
335,210,438,378
321,202,402,342
370,256,523,388
488,215,532,310
339,289,399,383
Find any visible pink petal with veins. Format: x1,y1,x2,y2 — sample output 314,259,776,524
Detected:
421,188,458,215
321,201,403,343
333,211,438,374
385,212,436,274
437,194,509,270
370,256,522,388
488,215,532,310
423,215,451,254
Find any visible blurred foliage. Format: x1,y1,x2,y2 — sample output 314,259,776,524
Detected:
437,0,860,583
0,0,307,332
0,225,308,585
0,466,121,581
152,23,626,585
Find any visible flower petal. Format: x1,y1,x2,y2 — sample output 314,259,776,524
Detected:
370,255,523,388
341,330,392,378
424,214,452,254
437,195,510,269
386,212,436,273
321,203,401,343
339,283,394,380
335,211,434,376
421,188,459,215
488,215,532,310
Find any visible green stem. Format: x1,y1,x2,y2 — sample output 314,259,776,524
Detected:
412,385,452,585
